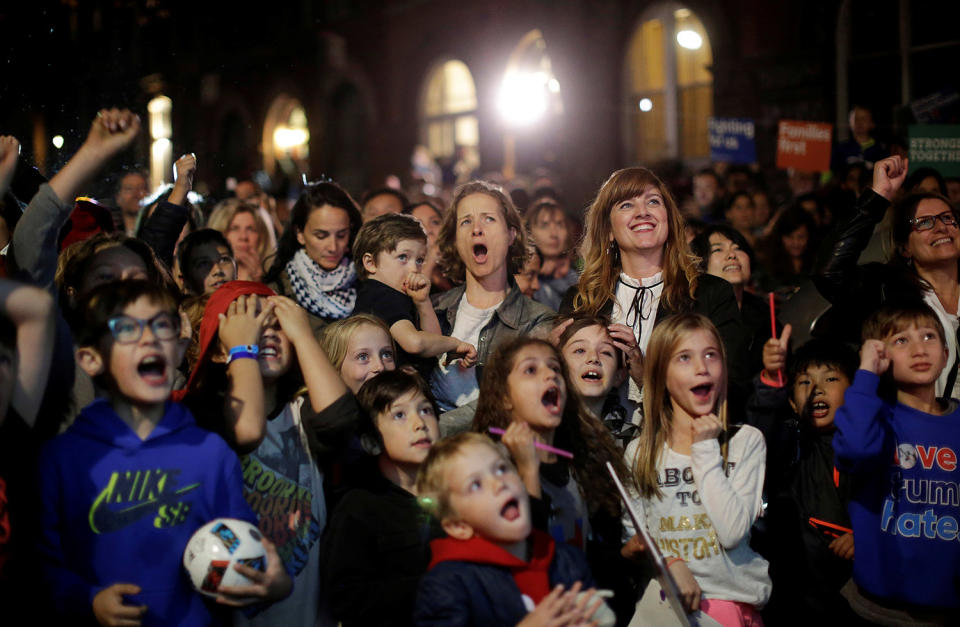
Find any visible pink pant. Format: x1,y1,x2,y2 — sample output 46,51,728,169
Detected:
699,599,764,627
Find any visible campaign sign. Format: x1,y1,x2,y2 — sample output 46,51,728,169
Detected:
776,120,832,172
708,117,756,164
909,125,960,177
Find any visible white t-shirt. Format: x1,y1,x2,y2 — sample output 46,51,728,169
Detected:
623,425,771,608
430,293,501,411
922,289,960,400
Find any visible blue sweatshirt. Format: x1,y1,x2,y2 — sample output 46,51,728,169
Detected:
833,370,960,608
38,399,257,625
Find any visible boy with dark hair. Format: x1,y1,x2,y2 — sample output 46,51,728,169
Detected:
176,228,236,296
39,280,290,626
752,338,862,623
352,213,476,374
834,302,960,623
322,369,441,627
413,432,612,626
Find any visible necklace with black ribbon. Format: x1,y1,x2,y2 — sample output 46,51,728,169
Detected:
619,276,663,336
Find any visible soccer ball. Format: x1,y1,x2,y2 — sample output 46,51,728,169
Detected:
183,518,267,598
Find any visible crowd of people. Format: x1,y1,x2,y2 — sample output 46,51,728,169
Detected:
0,102,957,627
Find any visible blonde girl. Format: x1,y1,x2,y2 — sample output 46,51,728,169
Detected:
319,314,398,394
623,313,770,627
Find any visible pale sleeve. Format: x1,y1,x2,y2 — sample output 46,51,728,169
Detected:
690,426,766,549
621,438,649,543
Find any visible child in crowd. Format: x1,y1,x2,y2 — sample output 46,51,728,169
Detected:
414,432,610,626
749,337,860,623
514,244,543,299
181,280,360,626
319,313,398,394
834,303,960,623
39,280,290,626
176,228,237,296
322,370,441,626
473,337,635,621
351,212,477,375
622,313,770,627
555,315,637,447
474,337,626,550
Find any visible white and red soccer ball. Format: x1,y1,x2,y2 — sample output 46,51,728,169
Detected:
183,518,267,597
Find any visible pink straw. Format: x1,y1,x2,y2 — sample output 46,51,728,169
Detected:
487,427,574,459
769,292,784,386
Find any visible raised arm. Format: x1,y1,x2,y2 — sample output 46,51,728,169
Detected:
691,421,766,549
137,154,196,269
11,109,140,290
269,295,346,412
813,156,908,303
0,280,55,427
0,136,19,198
219,294,274,453
833,341,895,472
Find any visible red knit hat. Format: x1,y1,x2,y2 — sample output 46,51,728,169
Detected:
177,280,275,398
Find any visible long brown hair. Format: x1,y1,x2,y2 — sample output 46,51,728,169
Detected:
574,167,700,316
473,337,628,516
436,180,528,284
632,313,728,499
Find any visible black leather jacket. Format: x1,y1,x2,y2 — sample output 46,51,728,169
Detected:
813,188,927,342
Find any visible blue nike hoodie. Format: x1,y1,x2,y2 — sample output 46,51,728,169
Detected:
38,399,257,625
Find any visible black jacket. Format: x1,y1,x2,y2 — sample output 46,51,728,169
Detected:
813,188,928,342
321,473,437,627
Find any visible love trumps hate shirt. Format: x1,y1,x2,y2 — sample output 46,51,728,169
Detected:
834,370,960,608
623,425,771,607
38,399,256,626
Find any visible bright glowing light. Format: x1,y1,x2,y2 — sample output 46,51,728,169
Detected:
148,95,172,140
639,98,653,112
498,71,548,126
547,78,560,93
273,126,310,150
677,30,703,50
52,135,64,149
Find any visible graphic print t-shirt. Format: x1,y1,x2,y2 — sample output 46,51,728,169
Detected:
238,397,329,626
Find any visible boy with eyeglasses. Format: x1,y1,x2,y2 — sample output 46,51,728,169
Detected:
38,280,290,626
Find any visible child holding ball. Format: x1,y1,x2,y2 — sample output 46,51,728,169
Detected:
38,281,290,626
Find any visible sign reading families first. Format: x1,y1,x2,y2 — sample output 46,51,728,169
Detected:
909,125,960,177
708,118,756,164
776,120,833,172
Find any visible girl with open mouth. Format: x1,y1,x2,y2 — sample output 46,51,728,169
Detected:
622,313,771,626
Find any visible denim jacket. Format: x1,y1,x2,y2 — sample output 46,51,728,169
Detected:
432,281,556,372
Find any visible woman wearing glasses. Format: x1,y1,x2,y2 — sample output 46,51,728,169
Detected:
815,155,960,398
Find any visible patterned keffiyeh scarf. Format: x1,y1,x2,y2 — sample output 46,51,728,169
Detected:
285,249,356,319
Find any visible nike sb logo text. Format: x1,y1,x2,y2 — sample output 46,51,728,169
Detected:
88,468,200,533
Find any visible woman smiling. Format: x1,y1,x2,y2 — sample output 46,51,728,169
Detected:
561,167,749,400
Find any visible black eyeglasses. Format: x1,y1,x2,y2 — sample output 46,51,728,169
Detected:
107,312,180,344
909,211,959,231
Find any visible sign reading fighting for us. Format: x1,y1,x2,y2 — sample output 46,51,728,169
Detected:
909,125,960,177
708,117,756,164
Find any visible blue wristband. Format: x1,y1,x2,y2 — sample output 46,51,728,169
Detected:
227,344,259,364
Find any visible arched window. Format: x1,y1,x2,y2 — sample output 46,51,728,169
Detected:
421,60,479,162
624,4,713,164
263,95,310,177
498,29,564,177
